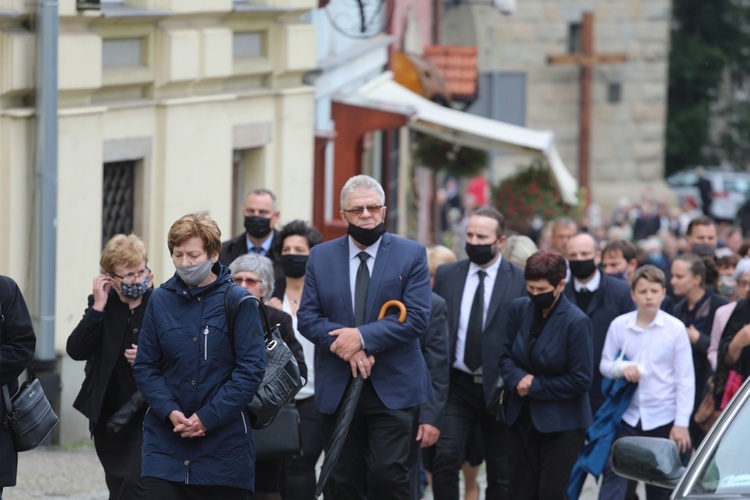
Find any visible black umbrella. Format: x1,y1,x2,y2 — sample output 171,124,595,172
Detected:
314,299,407,499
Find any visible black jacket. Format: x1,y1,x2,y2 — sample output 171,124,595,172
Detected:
66,288,151,433
418,293,450,429
0,275,36,488
219,232,286,300
564,272,635,414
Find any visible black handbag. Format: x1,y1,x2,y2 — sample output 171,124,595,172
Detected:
253,404,302,460
486,374,508,423
225,286,303,429
106,390,146,434
1,365,60,451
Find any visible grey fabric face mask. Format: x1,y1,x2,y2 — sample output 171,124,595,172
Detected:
175,259,214,287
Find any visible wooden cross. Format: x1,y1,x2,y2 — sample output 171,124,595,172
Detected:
547,12,627,198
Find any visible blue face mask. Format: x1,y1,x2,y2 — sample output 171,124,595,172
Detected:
119,274,150,299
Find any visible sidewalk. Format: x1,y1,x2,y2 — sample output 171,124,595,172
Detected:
4,444,631,499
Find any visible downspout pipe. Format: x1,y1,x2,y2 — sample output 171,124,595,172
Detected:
33,0,58,370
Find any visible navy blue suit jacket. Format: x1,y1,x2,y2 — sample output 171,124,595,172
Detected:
433,257,527,400
499,295,593,433
564,272,634,414
297,233,432,414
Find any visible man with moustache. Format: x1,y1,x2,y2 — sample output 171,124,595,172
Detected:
297,175,432,499
430,206,527,500
564,233,634,415
218,188,285,300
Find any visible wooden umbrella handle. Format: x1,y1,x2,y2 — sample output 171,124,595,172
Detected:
378,300,407,322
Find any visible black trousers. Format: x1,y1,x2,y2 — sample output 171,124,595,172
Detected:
320,378,415,500
93,426,144,500
282,396,323,500
430,370,510,500
142,478,248,500
508,404,584,500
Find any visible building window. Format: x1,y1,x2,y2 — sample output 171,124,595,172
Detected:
608,83,622,103
102,38,143,69
102,161,135,247
467,72,526,127
568,23,582,54
233,32,263,59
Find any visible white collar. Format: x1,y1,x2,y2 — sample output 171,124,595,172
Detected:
574,269,601,292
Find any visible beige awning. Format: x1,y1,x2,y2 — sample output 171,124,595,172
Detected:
339,72,579,205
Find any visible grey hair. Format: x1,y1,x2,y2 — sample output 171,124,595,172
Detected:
340,175,385,209
502,235,539,267
244,188,278,211
552,216,577,231
228,253,275,302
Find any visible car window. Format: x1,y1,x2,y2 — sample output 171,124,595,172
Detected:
669,173,698,188
689,395,750,494
724,178,750,194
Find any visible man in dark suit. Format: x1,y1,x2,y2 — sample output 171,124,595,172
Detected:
218,188,285,300
564,233,634,415
431,206,527,500
297,174,432,499
410,292,450,498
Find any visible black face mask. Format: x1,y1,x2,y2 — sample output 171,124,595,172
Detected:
608,271,628,282
244,216,272,239
348,222,385,247
691,243,717,258
465,242,497,266
280,254,308,279
569,259,597,280
529,290,557,309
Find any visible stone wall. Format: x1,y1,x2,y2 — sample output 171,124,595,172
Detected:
441,0,674,214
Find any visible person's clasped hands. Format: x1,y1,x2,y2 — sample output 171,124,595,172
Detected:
329,327,375,379
169,410,206,438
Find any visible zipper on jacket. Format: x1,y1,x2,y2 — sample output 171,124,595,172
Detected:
203,326,209,360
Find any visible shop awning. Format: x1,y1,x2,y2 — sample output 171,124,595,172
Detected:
338,72,579,205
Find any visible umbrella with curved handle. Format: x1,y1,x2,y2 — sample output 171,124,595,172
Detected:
314,300,407,498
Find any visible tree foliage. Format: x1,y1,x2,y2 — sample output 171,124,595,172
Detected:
666,0,750,175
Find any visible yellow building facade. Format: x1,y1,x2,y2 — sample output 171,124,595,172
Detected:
0,0,316,442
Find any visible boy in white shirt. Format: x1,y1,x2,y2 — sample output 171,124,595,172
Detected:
598,265,695,500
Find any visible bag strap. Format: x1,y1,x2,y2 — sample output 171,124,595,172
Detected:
224,284,274,347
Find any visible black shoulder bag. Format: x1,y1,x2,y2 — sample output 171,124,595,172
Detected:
225,286,303,429
1,291,60,451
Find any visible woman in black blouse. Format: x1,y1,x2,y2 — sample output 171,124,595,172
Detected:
67,234,153,499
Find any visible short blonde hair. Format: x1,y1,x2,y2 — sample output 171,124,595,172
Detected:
502,235,538,267
100,234,148,274
427,245,457,276
167,213,222,257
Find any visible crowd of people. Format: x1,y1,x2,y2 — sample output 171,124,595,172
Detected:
3,176,750,500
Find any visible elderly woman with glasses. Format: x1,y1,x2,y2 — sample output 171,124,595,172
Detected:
229,253,307,500
67,233,155,499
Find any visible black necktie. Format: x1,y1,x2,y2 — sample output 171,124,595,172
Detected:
354,252,370,326
251,246,262,254
464,270,486,371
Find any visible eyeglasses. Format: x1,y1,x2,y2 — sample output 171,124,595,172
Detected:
739,280,750,288
342,205,383,217
112,267,150,282
234,276,261,286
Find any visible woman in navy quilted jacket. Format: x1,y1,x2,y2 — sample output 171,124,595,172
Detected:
133,213,266,499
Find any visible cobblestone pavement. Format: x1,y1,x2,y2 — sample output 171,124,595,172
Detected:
4,444,636,499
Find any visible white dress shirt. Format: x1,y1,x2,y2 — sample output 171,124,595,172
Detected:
348,236,381,315
283,295,315,400
573,269,601,293
600,310,695,430
454,256,502,375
